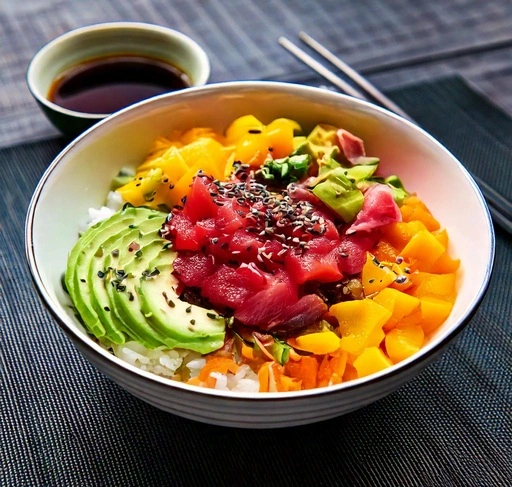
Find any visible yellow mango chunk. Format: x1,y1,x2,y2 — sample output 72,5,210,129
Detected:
353,347,393,378
330,299,391,355
180,127,226,145
380,221,428,251
433,228,449,248
226,115,301,167
362,253,397,295
400,230,446,271
389,262,414,291
373,287,420,331
116,168,165,207
293,331,341,355
409,272,457,301
138,146,189,180
178,138,229,179
225,115,265,144
385,324,424,363
265,118,302,158
372,240,399,263
234,133,271,167
419,296,454,334
400,196,441,231
143,135,182,162
430,252,461,274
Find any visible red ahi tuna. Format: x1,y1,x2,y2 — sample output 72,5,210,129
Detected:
161,172,399,333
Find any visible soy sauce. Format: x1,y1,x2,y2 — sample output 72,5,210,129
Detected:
48,54,191,114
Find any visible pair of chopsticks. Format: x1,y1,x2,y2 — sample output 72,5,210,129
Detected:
279,33,512,235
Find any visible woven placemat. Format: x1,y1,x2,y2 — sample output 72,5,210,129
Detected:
1,76,511,486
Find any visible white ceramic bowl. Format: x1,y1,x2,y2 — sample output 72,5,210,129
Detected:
25,82,495,428
26,22,210,136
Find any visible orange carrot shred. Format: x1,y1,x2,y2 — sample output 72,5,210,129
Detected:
258,362,270,392
285,356,318,390
198,356,239,382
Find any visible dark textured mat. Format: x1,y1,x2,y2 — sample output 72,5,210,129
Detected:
1,77,511,486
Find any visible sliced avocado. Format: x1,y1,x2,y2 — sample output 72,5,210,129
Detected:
343,163,379,183
67,205,225,353
312,170,364,223
291,135,307,153
88,213,166,344
304,124,340,161
138,263,226,354
107,237,173,348
110,174,134,191
66,206,153,338
66,205,138,302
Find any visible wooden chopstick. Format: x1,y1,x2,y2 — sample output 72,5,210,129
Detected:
278,34,512,235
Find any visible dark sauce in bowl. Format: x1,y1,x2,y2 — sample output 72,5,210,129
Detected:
48,54,191,114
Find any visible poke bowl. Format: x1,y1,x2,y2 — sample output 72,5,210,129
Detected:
25,81,495,428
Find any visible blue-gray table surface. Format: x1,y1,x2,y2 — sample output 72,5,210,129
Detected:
1,1,511,486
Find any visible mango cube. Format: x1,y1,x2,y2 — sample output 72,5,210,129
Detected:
330,299,391,355
293,331,341,355
419,296,454,334
385,324,424,363
362,253,397,295
353,347,393,378
373,287,420,331
400,230,446,270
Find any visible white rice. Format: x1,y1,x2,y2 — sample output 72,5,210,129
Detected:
111,341,260,391
80,191,124,232
186,358,207,378
112,341,188,378
199,364,259,392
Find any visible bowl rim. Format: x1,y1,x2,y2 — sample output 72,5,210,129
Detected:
26,21,211,120
25,80,496,400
